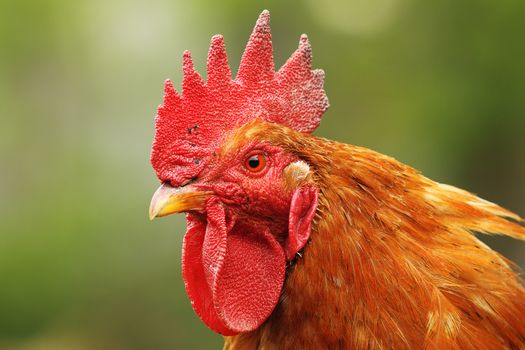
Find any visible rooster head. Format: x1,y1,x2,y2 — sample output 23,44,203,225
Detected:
149,10,328,335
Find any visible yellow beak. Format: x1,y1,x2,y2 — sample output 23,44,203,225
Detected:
149,183,212,220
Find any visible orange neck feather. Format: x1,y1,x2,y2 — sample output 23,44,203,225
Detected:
224,125,525,349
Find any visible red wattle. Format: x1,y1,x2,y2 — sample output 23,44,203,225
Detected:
182,204,286,335
182,214,234,335
212,221,285,333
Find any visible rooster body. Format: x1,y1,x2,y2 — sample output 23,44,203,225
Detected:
149,10,525,350
223,121,525,349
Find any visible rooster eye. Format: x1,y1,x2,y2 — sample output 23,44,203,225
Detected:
244,153,266,172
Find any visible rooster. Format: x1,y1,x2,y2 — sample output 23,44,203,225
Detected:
149,10,525,349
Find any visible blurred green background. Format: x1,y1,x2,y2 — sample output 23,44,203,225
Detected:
1,0,524,349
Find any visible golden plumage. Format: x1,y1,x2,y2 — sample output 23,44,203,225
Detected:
224,120,525,350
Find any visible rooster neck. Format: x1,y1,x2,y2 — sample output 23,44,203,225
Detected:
223,138,525,350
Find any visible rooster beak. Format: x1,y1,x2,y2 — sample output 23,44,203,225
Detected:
149,183,212,220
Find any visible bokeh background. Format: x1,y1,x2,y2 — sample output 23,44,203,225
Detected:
1,0,524,349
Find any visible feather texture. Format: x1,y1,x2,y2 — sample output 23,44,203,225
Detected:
223,121,525,350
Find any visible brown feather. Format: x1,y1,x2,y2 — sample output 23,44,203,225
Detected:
224,120,525,350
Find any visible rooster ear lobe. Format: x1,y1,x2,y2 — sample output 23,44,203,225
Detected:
285,186,319,260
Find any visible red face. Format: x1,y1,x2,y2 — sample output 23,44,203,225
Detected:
150,137,319,335
149,9,327,337
194,142,297,228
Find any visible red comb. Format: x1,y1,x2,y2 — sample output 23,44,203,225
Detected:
151,10,329,185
